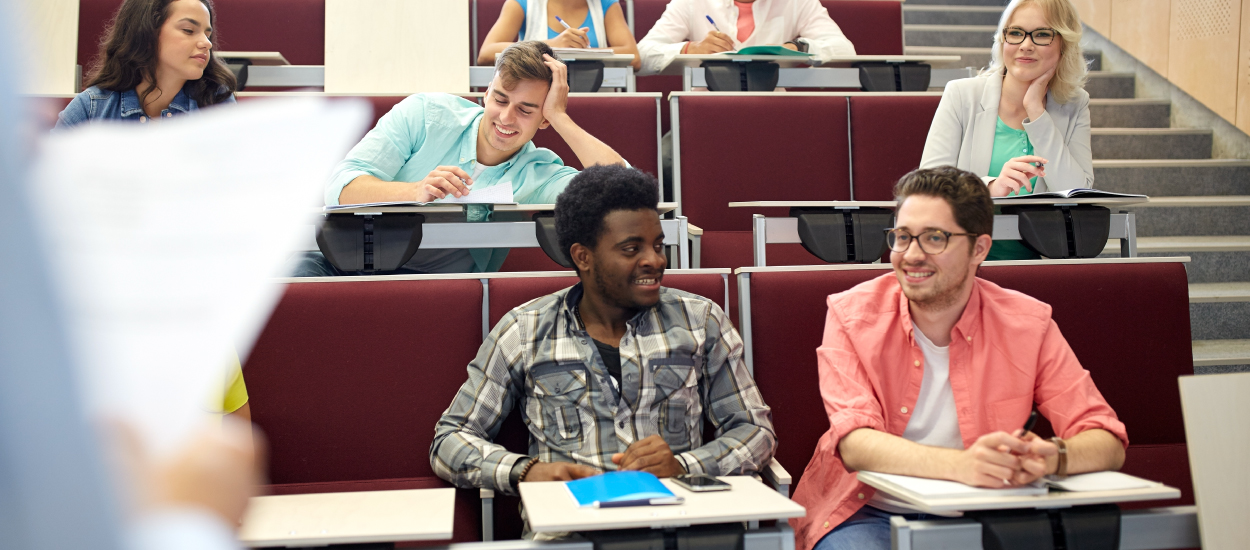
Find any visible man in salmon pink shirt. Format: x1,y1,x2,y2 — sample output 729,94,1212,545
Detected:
791,166,1128,550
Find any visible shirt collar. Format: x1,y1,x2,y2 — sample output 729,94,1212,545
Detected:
462,111,531,173
896,277,985,344
561,282,656,333
120,86,195,117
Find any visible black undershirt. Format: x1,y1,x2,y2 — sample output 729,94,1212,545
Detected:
593,338,622,387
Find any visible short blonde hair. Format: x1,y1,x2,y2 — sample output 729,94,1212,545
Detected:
982,0,1087,104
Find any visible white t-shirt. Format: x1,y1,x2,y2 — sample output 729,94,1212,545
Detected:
867,322,964,514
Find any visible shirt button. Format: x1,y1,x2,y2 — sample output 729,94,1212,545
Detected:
823,521,830,528
139,116,147,123
914,360,920,367
618,420,625,428
626,373,636,382
901,407,909,414
579,339,587,345
857,493,865,499
165,112,172,118
966,336,972,342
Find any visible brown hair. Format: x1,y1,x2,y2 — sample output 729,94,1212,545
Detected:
493,41,557,90
86,0,236,108
894,166,994,239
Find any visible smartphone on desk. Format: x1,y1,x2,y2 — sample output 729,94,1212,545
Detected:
672,474,732,492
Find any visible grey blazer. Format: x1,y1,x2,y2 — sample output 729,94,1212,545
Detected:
919,74,1093,192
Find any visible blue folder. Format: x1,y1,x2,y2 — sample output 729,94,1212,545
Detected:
565,471,685,508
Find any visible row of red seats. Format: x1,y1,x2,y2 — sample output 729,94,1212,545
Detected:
241,259,1196,542
76,0,904,71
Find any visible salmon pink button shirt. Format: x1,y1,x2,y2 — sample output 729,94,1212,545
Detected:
790,273,1128,550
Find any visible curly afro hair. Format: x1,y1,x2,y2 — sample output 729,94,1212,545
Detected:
555,165,660,267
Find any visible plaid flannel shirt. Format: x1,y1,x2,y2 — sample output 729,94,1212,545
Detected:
431,283,776,495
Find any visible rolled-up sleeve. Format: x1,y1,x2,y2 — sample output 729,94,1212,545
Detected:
430,313,531,494
637,0,694,75
1033,319,1128,448
677,303,777,476
325,94,426,206
818,297,886,448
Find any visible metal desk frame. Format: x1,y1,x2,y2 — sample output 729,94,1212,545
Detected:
891,505,1200,550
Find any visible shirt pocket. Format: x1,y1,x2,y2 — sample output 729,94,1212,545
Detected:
529,364,589,451
649,356,701,446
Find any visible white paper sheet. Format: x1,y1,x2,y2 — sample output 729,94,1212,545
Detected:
864,472,1048,499
431,182,515,205
1044,471,1157,492
29,98,368,457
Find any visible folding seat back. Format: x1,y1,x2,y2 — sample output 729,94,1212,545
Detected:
742,259,1195,507
821,0,904,56
475,0,508,64
848,94,942,201
673,93,851,232
531,94,662,178
78,0,124,72
243,276,487,541
631,0,670,42
740,265,889,492
980,260,1195,507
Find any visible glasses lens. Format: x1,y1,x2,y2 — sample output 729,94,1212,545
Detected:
1033,30,1055,44
918,230,949,254
1004,29,1026,44
887,230,909,252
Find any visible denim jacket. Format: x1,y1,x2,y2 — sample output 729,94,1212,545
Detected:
54,85,235,129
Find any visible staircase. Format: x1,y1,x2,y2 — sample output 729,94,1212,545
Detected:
903,0,1250,374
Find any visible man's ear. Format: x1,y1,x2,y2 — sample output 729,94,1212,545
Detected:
570,242,593,273
539,117,551,130
972,233,993,265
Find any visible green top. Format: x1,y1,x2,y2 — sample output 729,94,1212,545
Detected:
986,117,1041,261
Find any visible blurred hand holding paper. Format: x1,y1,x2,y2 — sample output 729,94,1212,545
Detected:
28,98,368,458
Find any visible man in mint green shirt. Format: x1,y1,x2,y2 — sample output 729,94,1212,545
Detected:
296,41,626,275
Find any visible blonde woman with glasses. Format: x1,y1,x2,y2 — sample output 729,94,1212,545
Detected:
919,0,1092,260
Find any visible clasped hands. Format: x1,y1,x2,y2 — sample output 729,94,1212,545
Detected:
955,430,1057,488
522,434,685,482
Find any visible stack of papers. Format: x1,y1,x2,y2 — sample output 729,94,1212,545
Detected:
860,470,1161,501
565,471,684,508
552,47,617,57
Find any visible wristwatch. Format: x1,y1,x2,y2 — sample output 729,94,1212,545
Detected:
1049,437,1068,479
786,39,809,53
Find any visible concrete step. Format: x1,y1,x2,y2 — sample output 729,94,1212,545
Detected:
1127,196,1250,237
1192,340,1250,373
905,24,997,48
904,0,1010,7
1190,282,1250,303
1089,99,1170,128
1190,301,1250,340
903,5,1004,26
1085,72,1135,99
1090,128,1212,160
1093,160,1250,196
905,46,991,69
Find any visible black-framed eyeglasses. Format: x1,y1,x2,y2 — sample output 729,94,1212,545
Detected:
1003,26,1058,46
884,228,979,255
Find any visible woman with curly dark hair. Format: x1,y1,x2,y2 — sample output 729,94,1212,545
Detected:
56,0,236,128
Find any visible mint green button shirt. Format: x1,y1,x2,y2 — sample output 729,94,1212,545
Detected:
326,93,579,272
987,117,1040,261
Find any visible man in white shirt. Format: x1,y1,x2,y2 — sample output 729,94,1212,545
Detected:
637,0,856,75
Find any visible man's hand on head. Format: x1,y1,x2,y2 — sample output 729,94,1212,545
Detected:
611,434,685,478
540,54,570,125
523,461,602,482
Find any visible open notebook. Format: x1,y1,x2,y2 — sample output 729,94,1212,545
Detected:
995,188,1147,200
859,471,1158,501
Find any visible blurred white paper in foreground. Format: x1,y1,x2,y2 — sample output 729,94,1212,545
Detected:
28,98,368,458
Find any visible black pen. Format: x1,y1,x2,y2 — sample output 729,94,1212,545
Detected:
1020,409,1039,437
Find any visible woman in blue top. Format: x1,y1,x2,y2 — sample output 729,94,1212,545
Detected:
479,0,640,70
56,0,236,128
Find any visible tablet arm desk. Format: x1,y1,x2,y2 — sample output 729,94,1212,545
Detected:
726,199,1144,267
317,203,690,272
